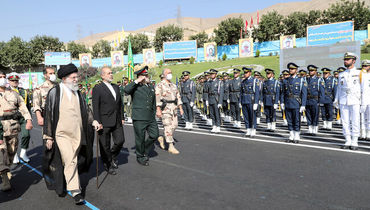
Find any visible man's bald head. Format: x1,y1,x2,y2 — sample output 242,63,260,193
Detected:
101,67,113,83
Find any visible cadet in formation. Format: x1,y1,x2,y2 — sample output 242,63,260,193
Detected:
253,71,263,125
180,71,196,130
319,67,337,131
261,68,280,131
202,71,212,125
195,75,204,116
360,60,370,140
205,69,224,133
280,70,290,126
281,63,308,143
229,68,242,128
222,72,231,123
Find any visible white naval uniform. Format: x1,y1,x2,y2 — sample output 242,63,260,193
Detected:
361,70,370,137
335,67,361,146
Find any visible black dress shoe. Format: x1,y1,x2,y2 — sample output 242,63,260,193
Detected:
341,145,349,149
137,159,149,166
107,167,117,175
350,146,358,150
293,140,299,144
285,139,291,143
111,159,118,169
73,193,85,205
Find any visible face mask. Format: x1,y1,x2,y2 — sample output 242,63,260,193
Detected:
0,78,7,87
166,74,173,81
49,74,56,82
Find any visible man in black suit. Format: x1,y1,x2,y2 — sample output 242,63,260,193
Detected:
92,67,125,175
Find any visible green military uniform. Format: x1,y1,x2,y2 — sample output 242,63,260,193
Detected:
124,66,159,166
12,87,31,150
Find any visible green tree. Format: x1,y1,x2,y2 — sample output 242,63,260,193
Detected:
0,42,8,70
214,17,245,46
189,31,209,48
29,35,64,65
323,0,370,30
118,33,151,54
66,42,90,59
154,25,184,52
252,11,284,42
305,10,323,26
2,36,34,70
283,12,308,38
92,40,111,58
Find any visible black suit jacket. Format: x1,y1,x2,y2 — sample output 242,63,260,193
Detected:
92,82,124,127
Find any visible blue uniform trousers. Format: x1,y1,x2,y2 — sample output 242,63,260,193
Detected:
321,103,333,121
264,106,276,123
306,104,319,126
285,108,300,131
242,104,256,129
182,102,193,122
230,102,241,121
209,104,221,126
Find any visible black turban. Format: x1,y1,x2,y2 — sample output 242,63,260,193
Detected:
57,63,78,79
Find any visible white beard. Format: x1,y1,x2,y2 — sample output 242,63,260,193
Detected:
65,81,79,91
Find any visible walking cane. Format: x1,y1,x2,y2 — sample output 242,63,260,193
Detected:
95,130,99,189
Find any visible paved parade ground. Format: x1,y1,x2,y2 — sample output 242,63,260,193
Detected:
1,113,370,210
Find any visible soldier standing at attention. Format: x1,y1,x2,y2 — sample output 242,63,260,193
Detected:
262,69,280,131
253,71,263,125
156,68,184,154
319,68,337,131
0,71,33,191
122,77,133,123
280,63,308,143
305,65,324,135
229,68,242,128
222,72,231,123
202,72,212,125
33,67,56,127
180,71,196,130
124,66,159,166
240,67,260,137
195,76,204,115
360,60,370,140
281,70,290,126
205,69,224,133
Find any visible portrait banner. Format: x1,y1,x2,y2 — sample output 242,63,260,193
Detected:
143,48,156,67
79,53,92,68
239,38,254,57
280,35,296,49
204,42,217,61
111,51,124,67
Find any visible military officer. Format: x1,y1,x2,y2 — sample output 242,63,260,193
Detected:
253,71,263,125
262,69,280,131
124,66,159,166
229,68,242,128
281,70,290,126
298,69,308,123
240,67,260,137
205,69,224,133
195,76,204,115
121,77,133,123
202,71,212,125
334,53,361,150
33,67,57,126
334,67,346,124
360,60,370,140
222,72,231,122
156,68,184,154
180,71,196,130
0,71,33,191
281,62,308,143
319,68,337,131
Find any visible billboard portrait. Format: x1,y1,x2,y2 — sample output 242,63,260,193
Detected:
79,53,92,68
111,51,124,67
143,48,156,66
239,38,254,57
280,35,296,49
204,42,217,61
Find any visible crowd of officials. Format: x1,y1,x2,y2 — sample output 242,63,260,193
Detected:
0,52,369,206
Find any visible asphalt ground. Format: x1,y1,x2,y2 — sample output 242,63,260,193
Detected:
1,111,370,210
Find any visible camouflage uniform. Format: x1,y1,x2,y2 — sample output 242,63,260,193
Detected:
122,85,132,119
33,80,55,115
196,81,204,111
0,90,32,175
155,80,182,143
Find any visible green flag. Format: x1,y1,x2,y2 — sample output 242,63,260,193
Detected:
127,38,134,81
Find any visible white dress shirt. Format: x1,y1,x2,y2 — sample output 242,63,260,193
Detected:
103,81,116,100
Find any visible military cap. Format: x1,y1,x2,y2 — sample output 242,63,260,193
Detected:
159,74,164,79
333,70,339,75
344,52,357,60
254,71,261,76
307,65,318,71
287,62,299,69
182,71,190,76
222,72,229,76
134,65,149,75
122,76,128,80
7,72,20,81
204,71,210,76
317,72,322,76
217,75,223,79
58,63,78,79
282,70,290,75
233,68,241,73
299,69,307,74
264,68,274,74
209,69,218,74
362,59,370,66
199,75,204,79
321,68,331,73
242,66,253,71
337,67,346,73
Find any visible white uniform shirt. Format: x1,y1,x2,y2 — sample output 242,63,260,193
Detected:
335,67,361,105
361,70,370,105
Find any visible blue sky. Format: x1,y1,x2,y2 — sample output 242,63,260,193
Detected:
0,0,303,42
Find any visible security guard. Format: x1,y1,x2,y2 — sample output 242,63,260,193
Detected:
262,69,280,131
360,60,370,140
124,66,159,166
281,70,290,126
240,67,260,137
334,52,361,150
281,62,308,143
122,77,133,123
180,71,196,130
229,68,242,128
205,69,224,133
319,68,337,131
202,72,212,124
305,65,324,135
222,72,231,122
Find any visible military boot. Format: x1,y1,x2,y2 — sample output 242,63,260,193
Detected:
168,143,179,154
1,173,11,191
157,136,165,150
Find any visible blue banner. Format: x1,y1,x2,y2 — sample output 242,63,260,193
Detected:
307,21,354,46
44,52,71,65
163,40,197,60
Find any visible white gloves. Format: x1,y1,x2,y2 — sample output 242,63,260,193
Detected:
92,120,100,131
360,105,367,113
253,104,258,110
299,106,305,113
218,104,222,108
127,102,130,106
239,103,242,108
190,102,194,107
227,99,230,104
333,100,339,109
273,104,278,110
281,103,285,110
206,101,209,106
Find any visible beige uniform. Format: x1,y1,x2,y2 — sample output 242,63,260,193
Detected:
33,80,55,114
155,80,182,143
0,90,32,174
